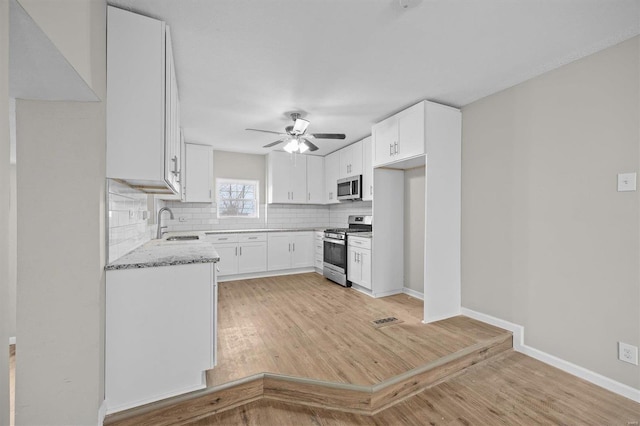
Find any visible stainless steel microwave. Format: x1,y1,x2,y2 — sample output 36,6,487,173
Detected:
337,175,362,201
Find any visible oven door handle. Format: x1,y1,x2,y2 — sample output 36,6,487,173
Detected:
324,238,345,246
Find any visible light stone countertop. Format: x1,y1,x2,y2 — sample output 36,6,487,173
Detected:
203,227,326,235
106,237,220,270
347,232,372,238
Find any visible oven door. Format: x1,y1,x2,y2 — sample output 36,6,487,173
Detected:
323,237,346,273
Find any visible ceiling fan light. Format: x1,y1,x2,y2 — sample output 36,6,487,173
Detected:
292,118,309,135
298,142,309,153
283,139,299,153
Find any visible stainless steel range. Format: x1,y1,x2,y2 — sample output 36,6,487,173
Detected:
323,215,372,287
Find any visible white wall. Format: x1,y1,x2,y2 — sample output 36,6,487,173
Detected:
14,0,107,423
9,164,16,338
404,167,425,293
1,1,11,424
461,36,640,389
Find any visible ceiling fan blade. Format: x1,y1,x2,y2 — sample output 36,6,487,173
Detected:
310,133,346,139
301,138,319,152
263,139,285,148
246,128,283,135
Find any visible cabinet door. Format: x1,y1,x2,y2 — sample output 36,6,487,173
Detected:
289,155,307,203
372,116,398,167
324,151,340,204
359,249,372,290
347,247,360,284
164,27,181,194
361,137,373,201
214,243,238,276
238,242,267,274
339,146,352,178
291,232,314,268
106,7,165,183
306,155,324,204
267,233,292,271
397,102,425,160
267,152,292,203
185,143,214,202
349,141,364,176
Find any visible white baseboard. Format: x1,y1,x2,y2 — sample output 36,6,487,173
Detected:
9,336,15,345
98,399,107,426
402,287,424,300
461,307,640,403
422,311,461,324
106,383,206,415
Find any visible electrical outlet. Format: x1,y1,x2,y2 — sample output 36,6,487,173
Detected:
618,342,638,365
179,216,188,223
617,173,637,192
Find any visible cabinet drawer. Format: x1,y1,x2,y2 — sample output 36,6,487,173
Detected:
239,233,267,243
206,233,239,243
348,237,371,250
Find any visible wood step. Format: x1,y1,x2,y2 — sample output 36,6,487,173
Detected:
104,333,512,426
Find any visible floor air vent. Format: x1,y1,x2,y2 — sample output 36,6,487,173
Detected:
371,317,404,328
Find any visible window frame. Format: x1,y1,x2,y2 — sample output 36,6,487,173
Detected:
215,178,260,219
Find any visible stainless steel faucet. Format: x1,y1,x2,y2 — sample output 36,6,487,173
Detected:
156,207,174,239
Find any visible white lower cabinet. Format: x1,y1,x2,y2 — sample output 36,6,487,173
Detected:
314,231,324,272
207,233,267,276
347,237,372,290
267,232,314,271
106,262,216,413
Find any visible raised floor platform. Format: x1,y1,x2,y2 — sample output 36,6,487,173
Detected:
105,273,513,425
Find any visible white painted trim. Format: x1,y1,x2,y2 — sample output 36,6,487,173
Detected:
372,288,404,298
402,287,424,300
217,267,315,282
98,399,107,426
106,383,206,415
9,336,15,345
421,311,460,324
460,308,524,350
461,307,640,403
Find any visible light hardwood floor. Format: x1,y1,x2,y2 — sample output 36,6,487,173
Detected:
194,351,640,425
208,273,510,387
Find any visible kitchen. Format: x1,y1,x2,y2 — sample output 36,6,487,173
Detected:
5,0,640,426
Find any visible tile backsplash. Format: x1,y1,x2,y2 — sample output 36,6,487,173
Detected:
159,200,372,232
107,179,154,263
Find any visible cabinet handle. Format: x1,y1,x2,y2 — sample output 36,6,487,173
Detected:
308,192,311,201
288,243,291,252
389,144,393,156
235,247,238,256
209,189,212,199
248,236,257,240
240,246,242,256
370,185,372,195
219,237,228,241
293,243,295,251
394,142,398,155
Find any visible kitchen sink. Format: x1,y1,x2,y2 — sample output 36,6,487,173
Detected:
166,235,200,241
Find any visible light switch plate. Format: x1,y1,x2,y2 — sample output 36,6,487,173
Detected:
617,173,636,192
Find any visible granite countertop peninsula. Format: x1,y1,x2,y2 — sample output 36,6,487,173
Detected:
106,236,220,270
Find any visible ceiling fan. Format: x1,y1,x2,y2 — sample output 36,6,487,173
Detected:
246,113,346,153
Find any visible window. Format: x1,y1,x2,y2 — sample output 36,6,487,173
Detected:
216,179,259,218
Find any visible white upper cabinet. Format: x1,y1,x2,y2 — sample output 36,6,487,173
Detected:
184,143,214,203
361,136,373,201
267,152,307,204
339,141,363,178
106,7,181,195
306,155,324,204
324,151,340,204
372,101,426,168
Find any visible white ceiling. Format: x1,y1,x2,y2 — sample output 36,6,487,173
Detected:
108,0,640,156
